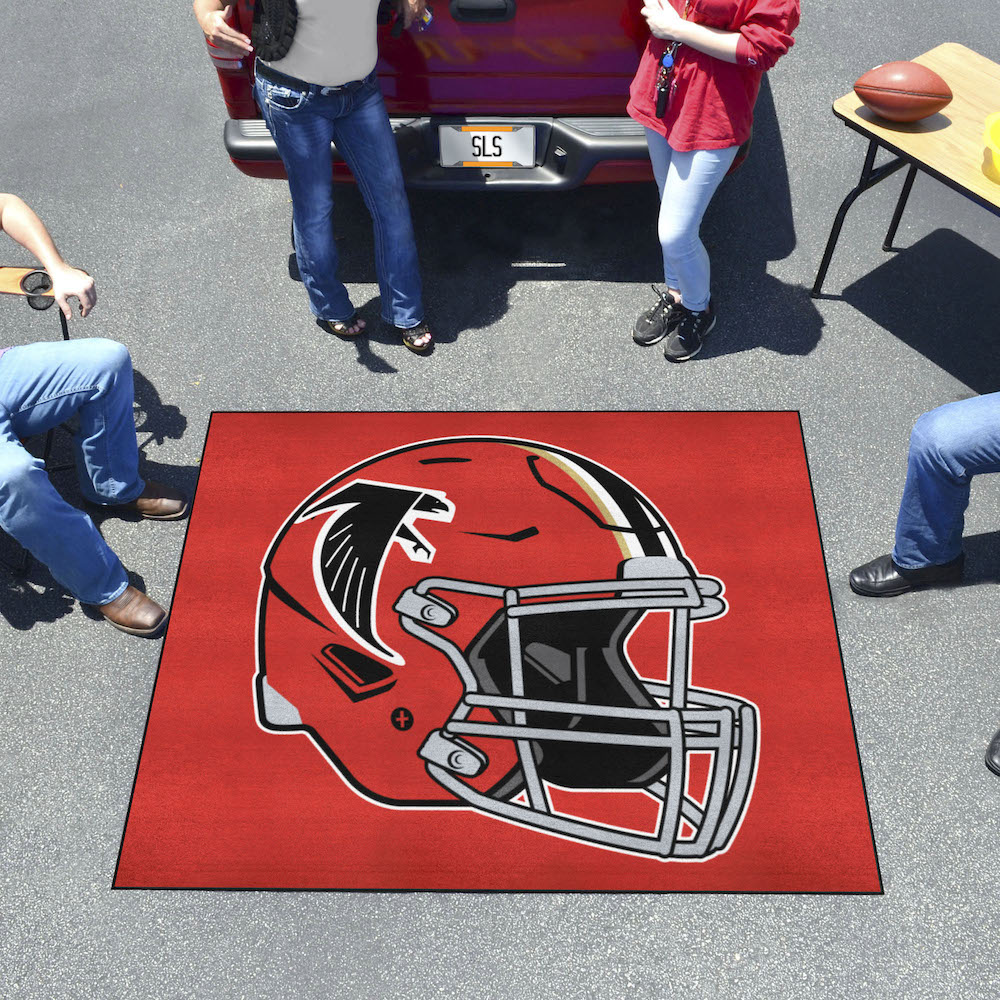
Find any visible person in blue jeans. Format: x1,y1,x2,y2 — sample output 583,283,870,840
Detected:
849,393,1000,598
627,0,798,362
194,0,433,353
0,194,187,637
849,392,1000,778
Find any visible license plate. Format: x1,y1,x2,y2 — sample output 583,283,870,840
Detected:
438,125,535,168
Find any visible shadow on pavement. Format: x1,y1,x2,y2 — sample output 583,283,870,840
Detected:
1,469,193,630
329,178,664,355
328,306,403,374
291,251,402,373
0,571,75,630
702,75,824,360
133,368,187,451
320,75,821,363
841,229,1000,393
963,530,1000,586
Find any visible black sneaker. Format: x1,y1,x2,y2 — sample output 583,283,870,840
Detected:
664,299,716,362
632,285,682,346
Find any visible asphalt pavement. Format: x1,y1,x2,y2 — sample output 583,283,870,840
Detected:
1,1,999,997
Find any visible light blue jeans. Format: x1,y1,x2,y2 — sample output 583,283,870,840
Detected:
0,338,143,604
256,66,424,329
893,392,1000,568
644,129,739,313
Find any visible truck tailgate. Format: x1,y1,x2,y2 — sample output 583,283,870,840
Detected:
377,1,647,116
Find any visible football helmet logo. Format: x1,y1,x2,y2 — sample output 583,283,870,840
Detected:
256,437,758,860
297,480,454,663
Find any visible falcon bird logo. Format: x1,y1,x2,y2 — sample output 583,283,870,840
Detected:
297,479,454,664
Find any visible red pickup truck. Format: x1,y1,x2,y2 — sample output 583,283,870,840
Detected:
209,0,672,190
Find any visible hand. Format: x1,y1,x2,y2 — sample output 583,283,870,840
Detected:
197,4,252,57
396,0,427,30
641,0,686,42
50,265,96,319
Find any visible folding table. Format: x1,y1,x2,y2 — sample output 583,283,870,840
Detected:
812,43,1000,297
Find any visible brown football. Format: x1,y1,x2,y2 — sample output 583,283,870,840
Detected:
853,61,953,123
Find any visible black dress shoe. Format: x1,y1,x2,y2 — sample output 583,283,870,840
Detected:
986,727,1000,777
848,552,964,597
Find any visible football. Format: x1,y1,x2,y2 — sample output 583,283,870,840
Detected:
853,61,953,123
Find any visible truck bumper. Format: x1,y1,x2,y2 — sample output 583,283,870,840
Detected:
224,115,655,189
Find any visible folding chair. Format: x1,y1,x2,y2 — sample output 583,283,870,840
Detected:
0,267,71,574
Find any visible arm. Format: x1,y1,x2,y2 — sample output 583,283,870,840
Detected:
193,0,252,57
641,1,740,63
673,19,740,62
0,194,96,319
641,0,797,70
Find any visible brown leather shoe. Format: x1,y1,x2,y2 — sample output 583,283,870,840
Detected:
114,480,189,520
98,586,168,637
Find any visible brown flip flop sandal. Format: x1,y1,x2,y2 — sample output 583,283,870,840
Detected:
322,312,366,338
398,321,433,354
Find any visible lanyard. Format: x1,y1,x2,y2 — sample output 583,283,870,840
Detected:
654,0,692,117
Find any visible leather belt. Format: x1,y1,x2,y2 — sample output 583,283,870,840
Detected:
255,58,369,95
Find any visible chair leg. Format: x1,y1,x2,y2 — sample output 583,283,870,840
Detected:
45,298,76,472
41,427,56,466
12,544,31,575
0,534,33,575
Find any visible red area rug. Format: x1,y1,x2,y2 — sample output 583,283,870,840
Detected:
115,412,880,892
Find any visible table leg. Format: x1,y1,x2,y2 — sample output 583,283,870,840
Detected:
811,139,909,297
883,165,918,252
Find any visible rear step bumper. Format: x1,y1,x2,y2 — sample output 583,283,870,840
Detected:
224,115,652,189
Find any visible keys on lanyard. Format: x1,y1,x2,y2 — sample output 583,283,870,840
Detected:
655,42,679,118
653,0,690,118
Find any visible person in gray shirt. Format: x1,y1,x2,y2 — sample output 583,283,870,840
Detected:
195,0,433,352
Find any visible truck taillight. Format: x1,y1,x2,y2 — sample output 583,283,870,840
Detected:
206,0,249,74
207,40,248,72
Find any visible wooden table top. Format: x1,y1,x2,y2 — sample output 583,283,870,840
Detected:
833,42,1000,212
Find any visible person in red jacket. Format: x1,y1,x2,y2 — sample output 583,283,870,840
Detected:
628,0,799,362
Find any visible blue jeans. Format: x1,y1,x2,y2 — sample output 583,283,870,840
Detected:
644,130,738,313
0,338,143,604
255,67,424,329
893,392,1000,569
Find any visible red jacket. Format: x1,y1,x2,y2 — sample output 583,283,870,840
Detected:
627,0,799,152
